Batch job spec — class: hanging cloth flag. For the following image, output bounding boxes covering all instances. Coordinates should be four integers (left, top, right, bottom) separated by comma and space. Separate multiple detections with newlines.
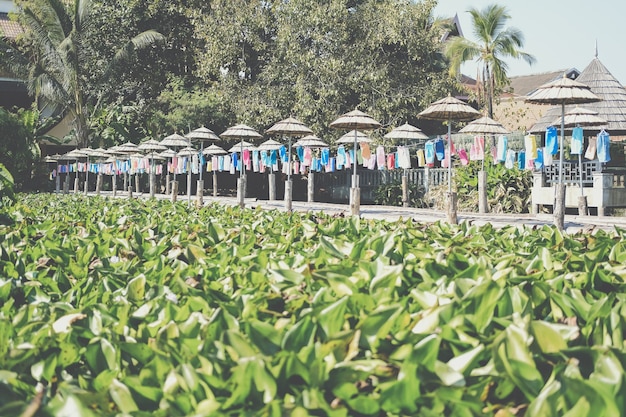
434, 139, 445, 161
497, 135, 508, 162
416, 149, 425, 167
424, 141, 435, 164
535, 148, 544, 169
376, 145, 385, 170
397, 146, 411, 169
545, 126, 558, 155
596, 130, 611, 163
584, 137, 597, 160
360, 142, 371, 160
504, 149, 516, 169
571, 127, 584, 155
474, 136, 485, 160
279, 145, 288, 163
517, 150, 525, 170
320, 148, 330, 166
525, 134, 538, 159
336, 146, 346, 169
458, 149, 469, 165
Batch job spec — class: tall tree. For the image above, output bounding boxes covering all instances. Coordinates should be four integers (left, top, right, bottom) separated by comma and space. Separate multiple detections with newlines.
444, 4, 535, 118
194, 0, 453, 138
0, 0, 164, 147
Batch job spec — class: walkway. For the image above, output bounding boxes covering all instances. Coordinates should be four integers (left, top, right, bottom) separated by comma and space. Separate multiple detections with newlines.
95, 191, 626, 234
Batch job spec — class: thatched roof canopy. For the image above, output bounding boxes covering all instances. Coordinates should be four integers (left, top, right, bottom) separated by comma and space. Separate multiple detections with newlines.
529, 58, 626, 135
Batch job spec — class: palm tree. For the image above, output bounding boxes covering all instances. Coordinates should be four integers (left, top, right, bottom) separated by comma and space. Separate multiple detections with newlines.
1, 0, 164, 148
444, 4, 535, 118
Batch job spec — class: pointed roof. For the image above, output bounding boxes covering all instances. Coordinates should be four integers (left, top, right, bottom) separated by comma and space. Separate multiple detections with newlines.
529, 58, 626, 135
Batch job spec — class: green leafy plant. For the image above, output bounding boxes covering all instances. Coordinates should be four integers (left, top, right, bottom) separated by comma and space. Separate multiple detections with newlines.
1, 194, 625, 416
373, 181, 431, 208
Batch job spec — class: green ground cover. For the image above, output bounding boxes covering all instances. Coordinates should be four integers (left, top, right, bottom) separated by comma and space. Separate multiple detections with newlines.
1, 194, 625, 416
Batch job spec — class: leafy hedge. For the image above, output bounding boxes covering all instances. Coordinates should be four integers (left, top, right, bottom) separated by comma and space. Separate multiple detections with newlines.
1, 194, 625, 416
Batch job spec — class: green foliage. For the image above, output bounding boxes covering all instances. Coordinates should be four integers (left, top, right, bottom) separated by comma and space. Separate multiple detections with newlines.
195, 0, 454, 138
444, 4, 535, 117
430, 159, 533, 213
1, 194, 626, 415
3, 0, 165, 147
0, 164, 15, 210
0, 108, 40, 190
373, 181, 431, 208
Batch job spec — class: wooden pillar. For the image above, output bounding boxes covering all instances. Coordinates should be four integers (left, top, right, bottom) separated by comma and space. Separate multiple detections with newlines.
171, 181, 178, 203
350, 187, 360, 216
307, 171, 314, 203
447, 191, 458, 225
96, 173, 102, 196
285, 179, 293, 211
128, 185, 133, 199
213, 171, 218, 197
554, 183, 566, 231
268, 172, 276, 200
478, 170, 488, 213
401, 174, 409, 208
196, 180, 204, 207
74, 176, 79, 194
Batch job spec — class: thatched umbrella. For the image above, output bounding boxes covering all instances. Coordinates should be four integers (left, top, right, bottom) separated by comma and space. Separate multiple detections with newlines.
160, 133, 190, 196
384, 123, 429, 207
221, 124, 263, 209
553, 107, 607, 213
202, 144, 227, 197
418, 95, 480, 224
337, 130, 373, 144
295, 135, 329, 203
459, 116, 509, 213
138, 139, 167, 197
330, 109, 381, 216
185, 126, 220, 198
176, 146, 199, 206
526, 75, 601, 230
266, 117, 313, 211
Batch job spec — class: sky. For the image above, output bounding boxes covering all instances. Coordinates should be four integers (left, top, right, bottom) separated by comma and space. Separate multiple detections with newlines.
434, 0, 626, 84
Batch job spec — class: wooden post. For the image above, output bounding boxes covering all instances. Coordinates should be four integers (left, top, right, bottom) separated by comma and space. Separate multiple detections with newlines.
96, 173, 102, 196
74, 176, 79, 194
171, 181, 178, 203
128, 185, 133, 199
478, 170, 488, 213
307, 171, 314, 203
285, 179, 293, 211
135, 175, 140, 195
447, 191, 458, 224
213, 170, 218, 197
165, 171, 170, 195
196, 180, 204, 207
237, 176, 246, 208
401, 174, 409, 207
554, 183, 566, 231
268, 172, 276, 200
350, 187, 360, 216
112, 174, 117, 197
55, 174, 61, 194
578, 196, 588, 216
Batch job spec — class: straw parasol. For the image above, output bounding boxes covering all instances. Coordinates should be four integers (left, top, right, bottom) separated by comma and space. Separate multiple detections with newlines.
161, 133, 190, 148
202, 144, 227, 197
557, 107, 607, 204
329, 109, 381, 216
418, 94, 480, 224
384, 123, 429, 207
266, 117, 313, 211
185, 126, 220, 143
221, 124, 263, 208
458, 115, 508, 213
337, 130, 373, 144
257, 138, 283, 151
294, 135, 328, 148
384, 123, 429, 142
176, 146, 200, 206
526, 75, 601, 230
227, 140, 257, 153
138, 139, 167, 197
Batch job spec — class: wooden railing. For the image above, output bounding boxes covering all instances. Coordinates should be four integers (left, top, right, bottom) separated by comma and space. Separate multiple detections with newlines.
315, 168, 449, 203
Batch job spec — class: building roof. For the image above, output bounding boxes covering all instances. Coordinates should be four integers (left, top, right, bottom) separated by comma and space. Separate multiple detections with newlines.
0, 12, 22, 39
528, 58, 626, 135
506, 68, 580, 97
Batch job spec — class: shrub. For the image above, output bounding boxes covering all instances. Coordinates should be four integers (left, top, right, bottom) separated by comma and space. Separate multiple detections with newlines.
373, 181, 431, 208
